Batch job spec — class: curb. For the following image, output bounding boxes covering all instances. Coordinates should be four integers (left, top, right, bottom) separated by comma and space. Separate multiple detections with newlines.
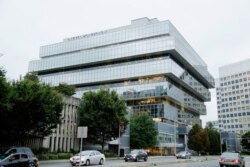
39, 156, 218, 164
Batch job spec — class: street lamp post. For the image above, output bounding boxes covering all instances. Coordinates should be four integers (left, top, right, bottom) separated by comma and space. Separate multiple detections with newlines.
174, 123, 176, 155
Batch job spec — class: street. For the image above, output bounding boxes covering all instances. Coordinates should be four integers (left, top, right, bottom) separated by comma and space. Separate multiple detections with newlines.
39, 156, 250, 167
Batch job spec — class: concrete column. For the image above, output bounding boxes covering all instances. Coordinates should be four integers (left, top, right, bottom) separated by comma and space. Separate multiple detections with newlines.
184, 135, 188, 151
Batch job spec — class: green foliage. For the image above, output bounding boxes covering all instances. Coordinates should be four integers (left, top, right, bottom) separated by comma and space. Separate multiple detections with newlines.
0, 71, 64, 144
37, 152, 73, 160
188, 124, 210, 154
130, 113, 158, 149
241, 131, 250, 151
33, 147, 50, 154
206, 122, 214, 129
104, 150, 117, 157
206, 127, 221, 154
0, 68, 12, 112
78, 88, 128, 153
24, 72, 39, 83
54, 83, 76, 96
0, 68, 13, 143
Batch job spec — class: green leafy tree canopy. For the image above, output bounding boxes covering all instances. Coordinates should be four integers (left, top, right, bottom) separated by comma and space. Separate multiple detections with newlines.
54, 83, 76, 96
0, 68, 12, 111
188, 124, 210, 154
130, 113, 158, 149
0, 72, 64, 144
78, 88, 128, 153
205, 126, 220, 154
241, 131, 250, 151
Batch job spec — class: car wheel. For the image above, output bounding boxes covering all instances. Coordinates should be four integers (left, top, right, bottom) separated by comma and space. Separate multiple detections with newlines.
135, 157, 139, 162
144, 157, 147, 161
85, 159, 90, 166
220, 164, 223, 167
125, 159, 128, 162
99, 158, 104, 165
28, 163, 35, 167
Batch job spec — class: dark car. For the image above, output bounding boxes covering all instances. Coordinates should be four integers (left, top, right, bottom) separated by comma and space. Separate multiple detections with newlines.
176, 151, 191, 159
219, 152, 245, 167
0, 147, 38, 167
0, 153, 39, 167
3, 147, 35, 158
124, 149, 148, 162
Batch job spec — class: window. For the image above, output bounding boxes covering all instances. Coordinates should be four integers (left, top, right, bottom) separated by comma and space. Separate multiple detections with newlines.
21, 154, 28, 159
10, 154, 20, 161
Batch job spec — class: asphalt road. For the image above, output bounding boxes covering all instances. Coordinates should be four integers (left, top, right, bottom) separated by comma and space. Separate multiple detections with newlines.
39, 156, 250, 167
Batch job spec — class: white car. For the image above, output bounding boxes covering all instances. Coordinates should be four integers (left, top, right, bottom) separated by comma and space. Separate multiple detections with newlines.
70, 150, 105, 166
219, 152, 245, 167
176, 151, 191, 159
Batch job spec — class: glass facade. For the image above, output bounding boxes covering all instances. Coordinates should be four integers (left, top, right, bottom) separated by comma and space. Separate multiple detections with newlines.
28, 17, 214, 154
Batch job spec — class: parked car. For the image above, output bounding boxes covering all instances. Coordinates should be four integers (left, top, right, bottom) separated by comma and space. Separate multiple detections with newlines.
219, 152, 245, 167
3, 147, 36, 158
176, 151, 191, 159
0, 152, 39, 167
124, 149, 148, 162
0, 147, 38, 167
69, 150, 105, 166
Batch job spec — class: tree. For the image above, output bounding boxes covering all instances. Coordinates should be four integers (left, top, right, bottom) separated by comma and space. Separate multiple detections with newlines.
188, 124, 210, 154
130, 113, 158, 149
205, 124, 220, 154
0, 68, 13, 145
241, 131, 250, 151
78, 88, 128, 153
0, 68, 12, 111
24, 72, 39, 83
0, 73, 64, 144
54, 83, 76, 96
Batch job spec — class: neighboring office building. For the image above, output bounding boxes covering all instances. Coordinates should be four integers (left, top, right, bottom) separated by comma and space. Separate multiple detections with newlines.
220, 131, 240, 152
216, 59, 250, 135
43, 96, 81, 152
29, 17, 214, 155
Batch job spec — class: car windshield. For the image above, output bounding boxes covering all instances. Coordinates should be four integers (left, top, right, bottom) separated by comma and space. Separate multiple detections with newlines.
221, 152, 238, 158
178, 151, 186, 154
77, 151, 92, 156
131, 150, 140, 154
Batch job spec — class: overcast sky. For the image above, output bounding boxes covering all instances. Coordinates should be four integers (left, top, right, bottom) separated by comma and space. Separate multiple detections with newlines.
0, 0, 250, 127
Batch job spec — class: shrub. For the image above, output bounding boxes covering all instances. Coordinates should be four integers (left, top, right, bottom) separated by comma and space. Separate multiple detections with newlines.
37, 152, 73, 160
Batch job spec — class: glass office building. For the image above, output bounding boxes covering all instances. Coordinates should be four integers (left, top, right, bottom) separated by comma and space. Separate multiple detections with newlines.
29, 17, 214, 154
216, 59, 250, 135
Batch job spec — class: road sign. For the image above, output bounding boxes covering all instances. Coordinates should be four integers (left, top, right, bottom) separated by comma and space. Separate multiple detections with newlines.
77, 126, 88, 138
